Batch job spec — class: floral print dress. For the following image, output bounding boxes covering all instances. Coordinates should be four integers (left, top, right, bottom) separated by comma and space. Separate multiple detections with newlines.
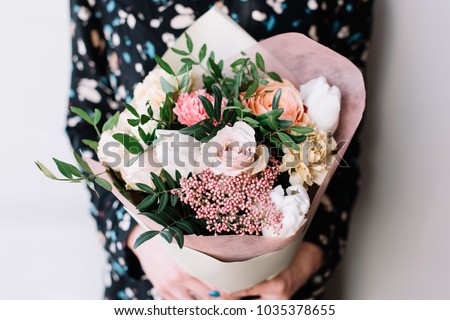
67, 0, 374, 300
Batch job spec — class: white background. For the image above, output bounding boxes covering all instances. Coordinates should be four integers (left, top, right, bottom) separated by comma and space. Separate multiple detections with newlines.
0, 0, 449, 299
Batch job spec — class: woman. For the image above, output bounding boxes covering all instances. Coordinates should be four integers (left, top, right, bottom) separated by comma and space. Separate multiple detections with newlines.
67, 0, 374, 300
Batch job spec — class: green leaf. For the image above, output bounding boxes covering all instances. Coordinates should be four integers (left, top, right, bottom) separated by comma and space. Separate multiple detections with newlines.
290, 126, 315, 134
155, 54, 175, 76
133, 231, 159, 249
73, 151, 93, 174
185, 33, 193, 53
269, 135, 283, 149
250, 63, 259, 80
267, 71, 283, 82
175, 170, 182, 183
170, 47, 189, 56
170, 193, 178, 206
137, 127, 150, 145
93, 109, 102, 126
180, 57, 197, 65
160, 76, 175, 93
278, 120, 293, 129
127, 118, 140, 127
94, 176, 112, 192
136, 183, 155, 194
230, 58, 248, 68
82, 139, 98, 151
124, 103, 140, 118
102, 111, 120, 131
198, 95, 215, 119
157, 193, 169, 214
291, 135, 307, 144
147, 106, 154, 118
198, 44, 207, 62
169, 226, 184, 248
265, 108, 285, 120
179, 74, 189, 91
212, 85, 222, 121
233, 70, 243, 98
277, 132, 300, 151
160, 230, 173, 243
35, 161, 58, 180
272, 88, 282, 110
53, 158, 82, 179
113, 133, 144, 155
161, 170, 176, 189
241, 117, 260, 127
244, 80, 259, 100
70, 107, 93, 125
140, 115, 151, 125
86, 180, 99, 197
255, 52, 266, 72
178, 63, 192, 76
208, 58, 223, 79
176, 220, 196, 234
136, 194, 158, 211
151, 172, 166, 192
142, 212, 170, 227
179, 122, 203, 135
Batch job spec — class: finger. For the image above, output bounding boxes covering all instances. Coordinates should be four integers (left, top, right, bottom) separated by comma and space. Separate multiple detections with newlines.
185, 277, 231, 300
231, 281, 271, 299
184, 277, 215, 300
162, 287, 196, 300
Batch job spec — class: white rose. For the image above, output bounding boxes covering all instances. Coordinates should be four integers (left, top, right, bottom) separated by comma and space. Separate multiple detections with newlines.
97, 129, 127, 172
154, 130, 201, 179
201, 121, 269, 176
262, 184, 310, 238
120, 148, 163, 191
300, 76, 341, 132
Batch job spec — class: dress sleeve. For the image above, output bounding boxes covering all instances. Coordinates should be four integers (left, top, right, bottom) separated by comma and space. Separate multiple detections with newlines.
300, 0, 374, 291
66, 0, 138, 276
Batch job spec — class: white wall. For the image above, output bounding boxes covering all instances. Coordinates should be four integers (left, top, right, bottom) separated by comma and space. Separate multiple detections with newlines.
0, 0, 449, 299
0, 1, 104, 299
327, 0, 450, 299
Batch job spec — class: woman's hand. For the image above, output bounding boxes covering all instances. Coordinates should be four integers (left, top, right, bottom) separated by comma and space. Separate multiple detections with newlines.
231, 242, 324, 300
128, 226, 227, 300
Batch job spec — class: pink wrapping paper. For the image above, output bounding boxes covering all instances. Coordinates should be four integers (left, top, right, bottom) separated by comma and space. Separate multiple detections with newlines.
88, 32, 365, 263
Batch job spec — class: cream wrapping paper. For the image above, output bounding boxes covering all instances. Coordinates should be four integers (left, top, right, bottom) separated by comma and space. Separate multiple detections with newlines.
85, 6, 365, 293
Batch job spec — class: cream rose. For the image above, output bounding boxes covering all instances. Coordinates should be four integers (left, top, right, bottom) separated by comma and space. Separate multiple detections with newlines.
131, 67, 176, 120
97, 129, 128, 172
245, 79, 309, 126
201, 121, 269, 176
300, 76, 341, 132
154, 130, 201, 179
120, 148, 163, 191
262, 184, 310, 238
280, 128, 336, 186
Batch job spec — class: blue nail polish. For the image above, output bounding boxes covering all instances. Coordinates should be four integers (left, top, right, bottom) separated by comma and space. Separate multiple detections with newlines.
208, 290, 221, 297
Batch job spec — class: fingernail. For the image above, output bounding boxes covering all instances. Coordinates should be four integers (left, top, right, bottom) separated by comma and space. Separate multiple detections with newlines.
208, 290, 221, 298
239, 295, 261, 300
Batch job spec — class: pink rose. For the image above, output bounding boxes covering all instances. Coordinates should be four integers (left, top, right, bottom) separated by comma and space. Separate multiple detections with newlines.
200, 121, 269, 176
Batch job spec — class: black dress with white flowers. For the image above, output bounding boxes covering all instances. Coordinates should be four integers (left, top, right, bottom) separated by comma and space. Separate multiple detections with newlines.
67, 0, 374, 300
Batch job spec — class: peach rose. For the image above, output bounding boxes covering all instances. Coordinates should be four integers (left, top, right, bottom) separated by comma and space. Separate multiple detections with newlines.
245, 79, 309, 126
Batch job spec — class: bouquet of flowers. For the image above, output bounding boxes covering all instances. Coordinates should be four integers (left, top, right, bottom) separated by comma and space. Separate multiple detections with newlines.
36, 7, 365, 292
